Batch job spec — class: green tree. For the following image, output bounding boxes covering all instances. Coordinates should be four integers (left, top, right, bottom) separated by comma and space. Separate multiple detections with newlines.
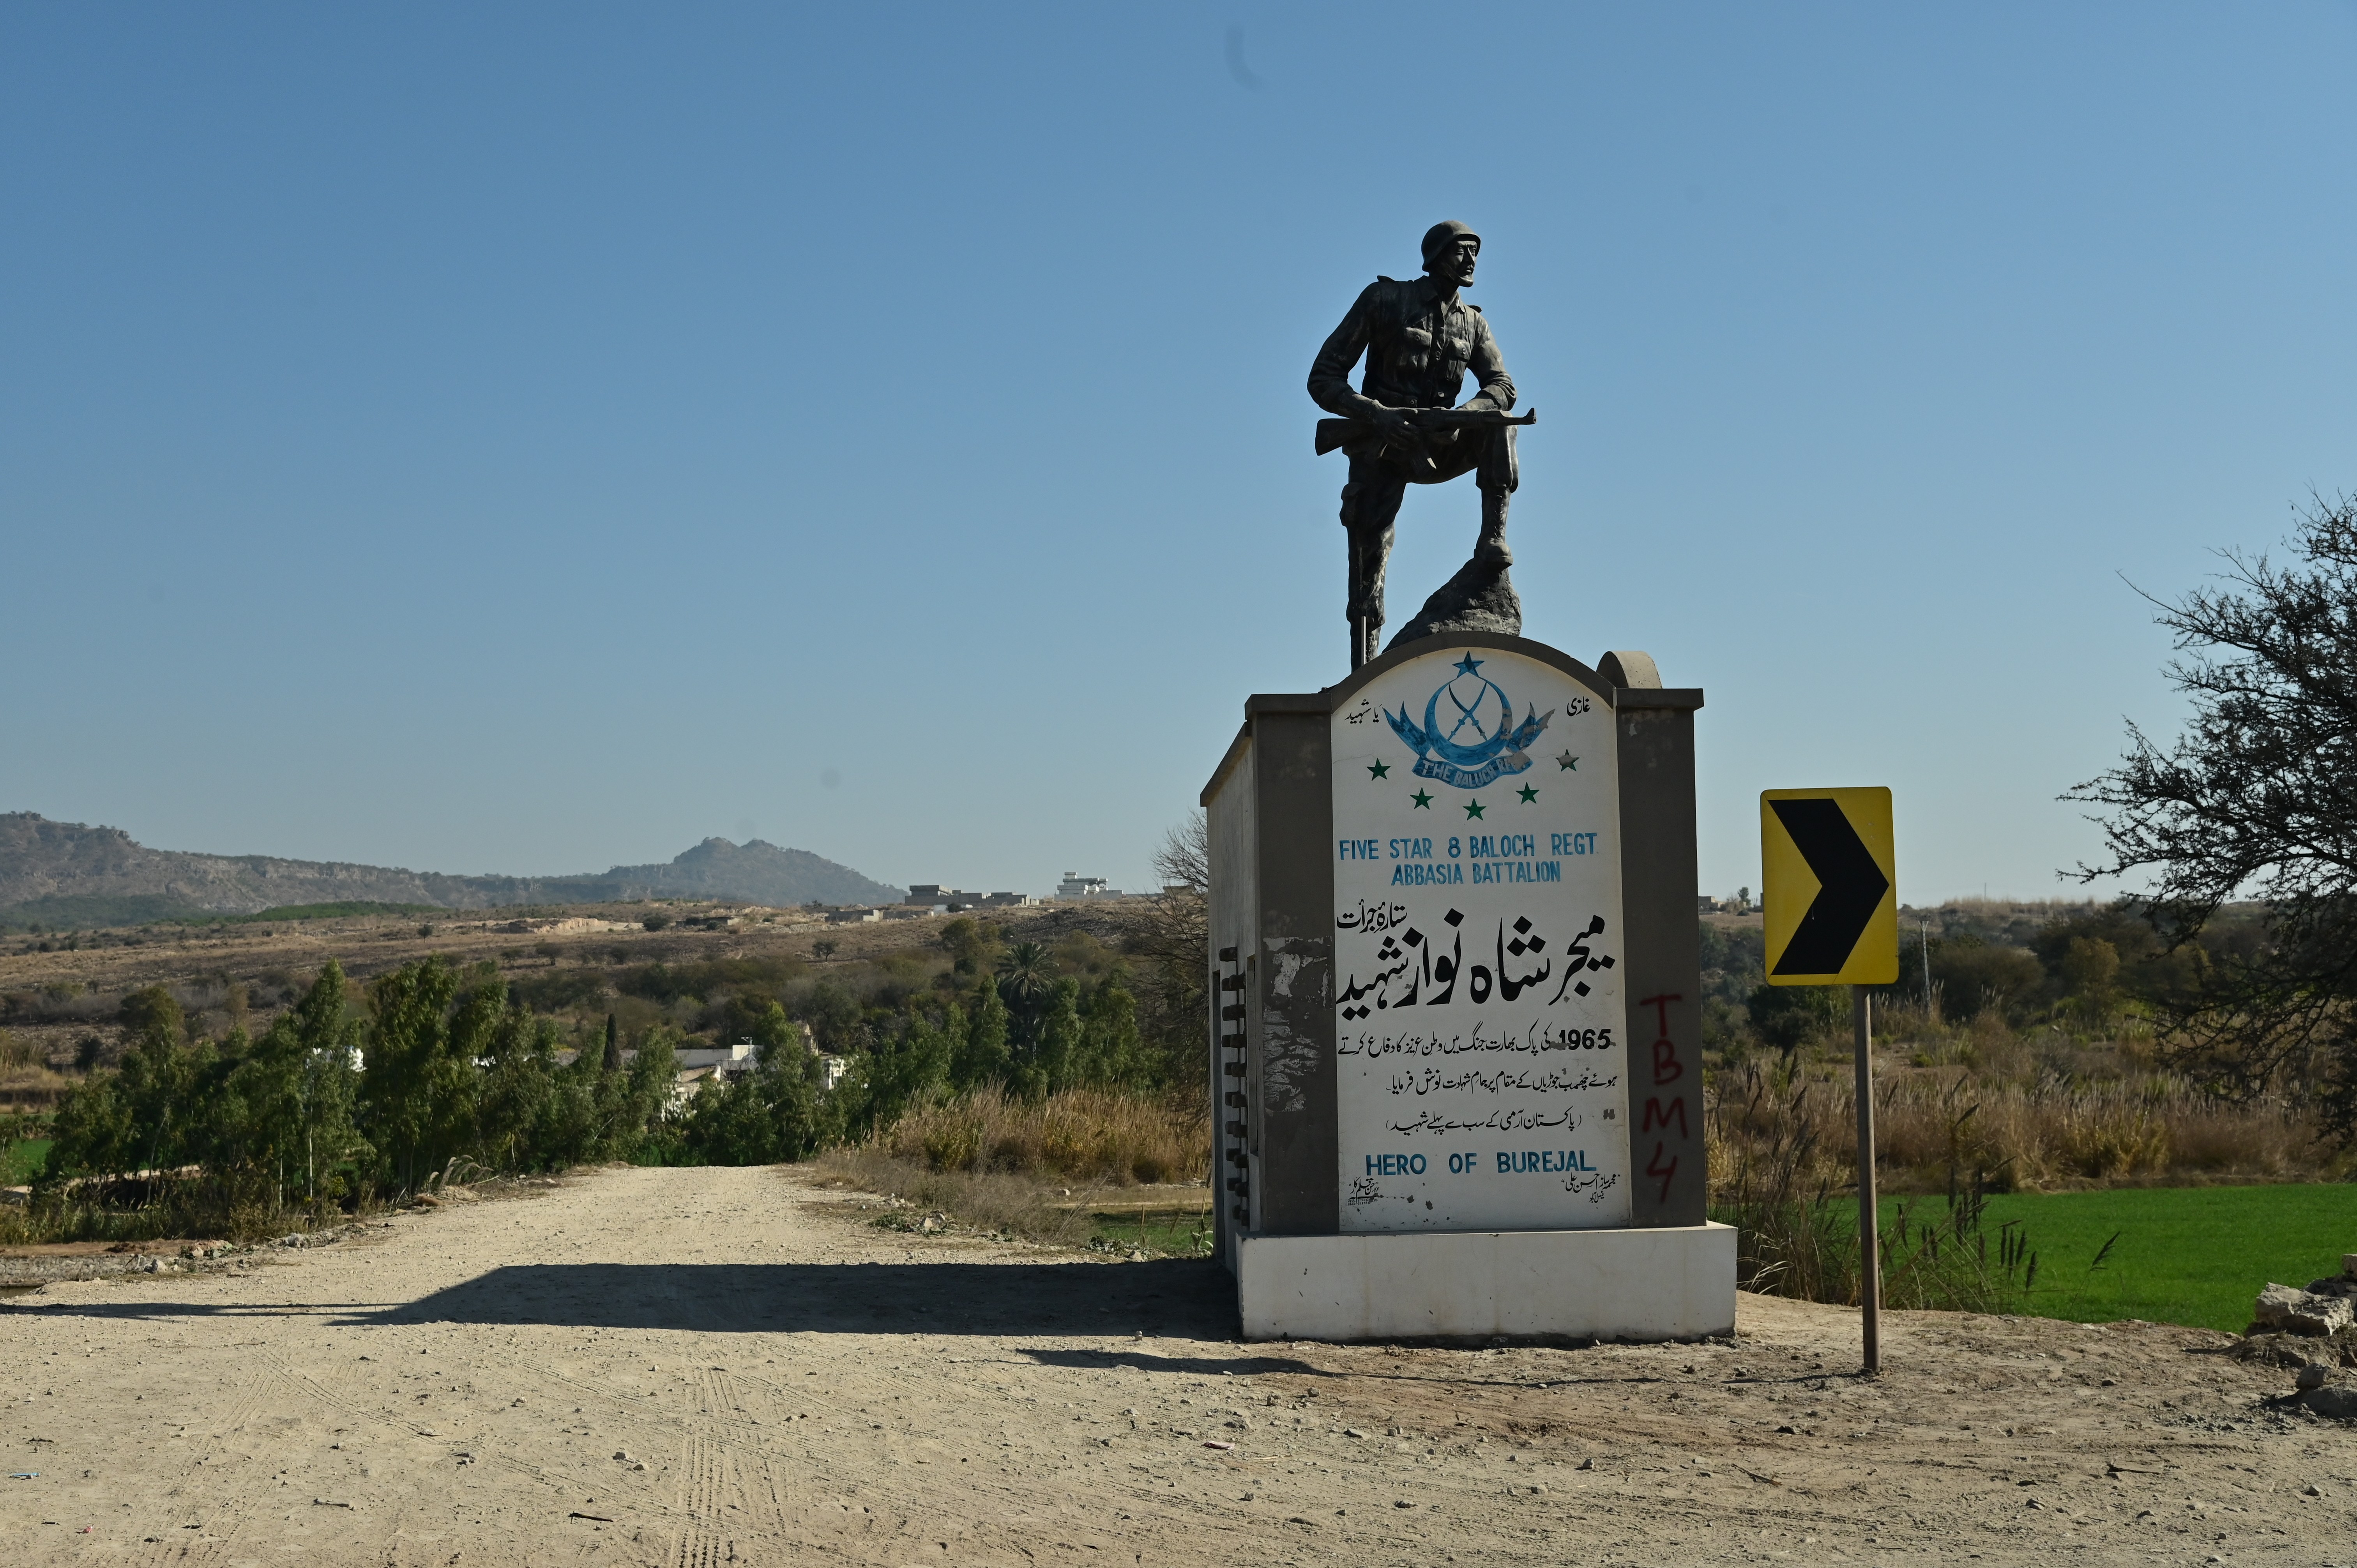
116, 999, 208, 1177
1128, 812, 1209, 1079
1079, 979, 1146, 1088
676, 1074, 779, 1163
799, 978, 867, 1053
213, 1021, 303, 1204
474, 997, 560, 1172
995, 940, 1058, 1077
288, 960, 367, 1203
1746, 983, 1842, 1056
954, 980, 1011, 1090
618, 1028, 679, 1160
48, 986, 194, 1186
1930, 940, 2046, 1022
118, 984, 186, 1050
2069, 495, 2357, 1121
938, 917, 1002, 977
44, 1068, 132, 1182
360, 957, 476, 1193
671, 1037, 814, 1168
746, 1000, 804, 1060
1025, 977, 1084, 1097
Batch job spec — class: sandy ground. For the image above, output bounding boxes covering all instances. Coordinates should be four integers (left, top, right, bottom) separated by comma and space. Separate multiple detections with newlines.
2, 1166, 2351, 1568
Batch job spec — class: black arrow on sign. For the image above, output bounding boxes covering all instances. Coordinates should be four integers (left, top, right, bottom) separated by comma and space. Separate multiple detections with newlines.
1769, 798, 1889, 976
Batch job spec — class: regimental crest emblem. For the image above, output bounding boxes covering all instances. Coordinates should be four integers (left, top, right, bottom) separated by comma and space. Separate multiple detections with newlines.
1384, 654, 1552, 790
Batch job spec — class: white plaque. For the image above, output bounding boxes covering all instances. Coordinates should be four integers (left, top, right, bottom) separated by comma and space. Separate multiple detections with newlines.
1329, 646, 1630, 1231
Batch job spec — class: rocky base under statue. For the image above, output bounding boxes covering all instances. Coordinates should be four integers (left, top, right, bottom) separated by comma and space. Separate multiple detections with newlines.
1385, 552, 1521, 652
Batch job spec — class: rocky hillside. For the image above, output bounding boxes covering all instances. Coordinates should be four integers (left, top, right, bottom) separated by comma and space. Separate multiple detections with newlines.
0, 812, 899, 922
551, 837, 902, 908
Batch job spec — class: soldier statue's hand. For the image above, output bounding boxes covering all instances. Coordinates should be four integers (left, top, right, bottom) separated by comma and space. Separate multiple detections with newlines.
1368, 404, 1413, 436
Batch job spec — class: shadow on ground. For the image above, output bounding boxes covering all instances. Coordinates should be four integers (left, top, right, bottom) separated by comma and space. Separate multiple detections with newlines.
8, 1259, 1242, 1338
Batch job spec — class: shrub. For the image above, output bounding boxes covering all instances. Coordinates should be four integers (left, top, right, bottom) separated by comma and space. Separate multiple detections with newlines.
865, 1086, 1207, 1187
1932, 941, 2047, 1021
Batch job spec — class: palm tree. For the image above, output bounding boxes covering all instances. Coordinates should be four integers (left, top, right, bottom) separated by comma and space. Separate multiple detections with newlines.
995, 941, 1057, 1014
994, 941, 1060, 1095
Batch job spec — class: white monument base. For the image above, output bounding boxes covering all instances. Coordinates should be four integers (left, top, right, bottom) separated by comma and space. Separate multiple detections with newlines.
1237, 1222, 1738, 1343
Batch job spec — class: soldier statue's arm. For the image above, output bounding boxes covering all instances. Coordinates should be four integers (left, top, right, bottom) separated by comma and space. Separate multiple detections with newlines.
1310, 295, 1532, 458
1454, 308, 1516, 416
1306, 281, 1403, 427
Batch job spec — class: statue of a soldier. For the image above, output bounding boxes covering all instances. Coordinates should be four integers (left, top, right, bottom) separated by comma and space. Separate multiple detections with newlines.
1309, 220, 1532, 669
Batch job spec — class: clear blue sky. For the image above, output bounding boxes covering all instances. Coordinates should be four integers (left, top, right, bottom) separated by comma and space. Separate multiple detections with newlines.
5, 4, 2355, 904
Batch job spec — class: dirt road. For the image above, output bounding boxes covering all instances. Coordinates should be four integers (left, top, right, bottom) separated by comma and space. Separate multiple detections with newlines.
3, 1166, 2350, 1566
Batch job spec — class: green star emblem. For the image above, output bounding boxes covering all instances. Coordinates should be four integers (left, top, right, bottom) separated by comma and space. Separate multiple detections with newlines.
1556, 750, 1578, 771
1410, 789, 1433, 809
1517, 784, 1539, 803
1463, 798, 1486, 820
1367, 758, 1390, 780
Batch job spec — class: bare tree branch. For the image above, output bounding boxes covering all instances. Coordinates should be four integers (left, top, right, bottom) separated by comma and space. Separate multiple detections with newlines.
2066, 494, 2357, 1129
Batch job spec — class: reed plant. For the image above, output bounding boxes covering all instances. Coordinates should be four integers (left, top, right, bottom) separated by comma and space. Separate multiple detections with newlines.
818, 1083, 1210, 1247
815, 1146, 1101, 1246
1714, 1049, 2332, 1196
1711, 1060, 2051, 1312
862, 1084, 1208, 1187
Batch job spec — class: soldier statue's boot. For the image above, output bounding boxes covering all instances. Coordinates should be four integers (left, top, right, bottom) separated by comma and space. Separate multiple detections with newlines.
1474, 484, 1512, 570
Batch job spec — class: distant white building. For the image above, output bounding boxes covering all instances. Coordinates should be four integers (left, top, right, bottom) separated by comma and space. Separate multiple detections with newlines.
1058, 872, 1117, 899
670, 1039, 757, 1109
673, 1039, 751, 1072
906, 885, 1035, 911
668, 1024, 829, 1109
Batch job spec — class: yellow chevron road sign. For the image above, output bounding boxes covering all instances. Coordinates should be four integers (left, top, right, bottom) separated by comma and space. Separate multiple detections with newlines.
1761, 787, 1897, 986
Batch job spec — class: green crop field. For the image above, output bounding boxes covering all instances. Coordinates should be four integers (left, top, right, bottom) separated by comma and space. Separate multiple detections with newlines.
4, 1138, 49, 1185
1090, 1204, 1214, 1257
1882, 1183, 2357, 1332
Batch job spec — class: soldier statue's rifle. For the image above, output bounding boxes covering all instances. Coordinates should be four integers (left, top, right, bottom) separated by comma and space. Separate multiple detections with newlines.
1314, 404, 1536, 459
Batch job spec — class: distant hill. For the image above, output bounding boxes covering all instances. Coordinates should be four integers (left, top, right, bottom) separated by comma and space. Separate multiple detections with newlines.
0, 812, 901, 924
544, 837, 902, 908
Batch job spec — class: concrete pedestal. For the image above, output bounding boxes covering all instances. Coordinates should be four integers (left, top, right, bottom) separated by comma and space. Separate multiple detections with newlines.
1237, 1222, 1737, 1344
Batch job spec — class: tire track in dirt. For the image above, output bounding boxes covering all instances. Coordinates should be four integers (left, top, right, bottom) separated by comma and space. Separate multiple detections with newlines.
129, 1365, 275, 1568
19, 1165, 2331, 1568
247, 1323, 699, 1557
669, 1431, 730, 1568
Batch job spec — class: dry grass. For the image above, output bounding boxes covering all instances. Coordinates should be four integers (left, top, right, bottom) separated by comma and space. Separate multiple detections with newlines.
813, 1147, 1103, 1247
861, 1086, 1209, 1187
1702, 1046, 2342, 1312
1709, 1063, 2044, 1312
815, 1085, 1212, 1248
1711, 1058, 2336, 1197
0, 1027, 72, 1112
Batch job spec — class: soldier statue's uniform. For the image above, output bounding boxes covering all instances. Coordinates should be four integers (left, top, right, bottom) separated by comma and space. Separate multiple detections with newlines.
1308, 220, 1519, 668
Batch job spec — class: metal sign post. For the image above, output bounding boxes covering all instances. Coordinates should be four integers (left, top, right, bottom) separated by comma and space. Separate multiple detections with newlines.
1852, 986, 1880, 1374
1762, 787, 1898, 1378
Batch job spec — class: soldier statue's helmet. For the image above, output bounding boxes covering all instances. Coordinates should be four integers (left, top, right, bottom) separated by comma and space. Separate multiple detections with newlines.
1421, 220, 1481, 268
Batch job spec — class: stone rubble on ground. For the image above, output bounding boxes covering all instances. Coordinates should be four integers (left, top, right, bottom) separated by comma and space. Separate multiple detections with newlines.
2251, 1251, 2357, 1337
2253, 1280, 2354, 1336
2247, 1248, 2357, 1419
